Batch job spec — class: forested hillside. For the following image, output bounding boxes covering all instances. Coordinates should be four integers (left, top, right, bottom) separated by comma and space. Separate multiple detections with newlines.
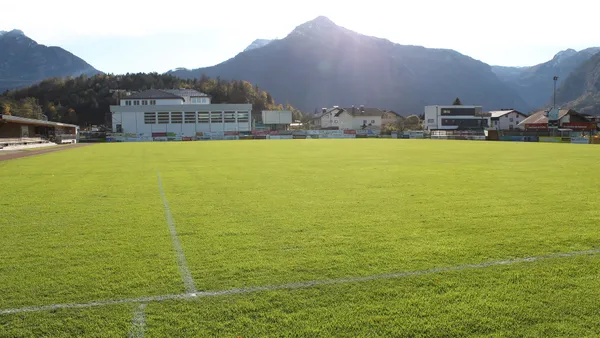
556, 52, 600, 114
1, 73, 289, 125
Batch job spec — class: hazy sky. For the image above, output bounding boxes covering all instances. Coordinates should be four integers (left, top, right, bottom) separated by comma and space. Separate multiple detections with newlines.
3, 0, 599, 74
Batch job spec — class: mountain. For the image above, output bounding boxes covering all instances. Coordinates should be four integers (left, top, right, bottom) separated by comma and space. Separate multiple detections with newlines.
0, 29, 100, 93
492, 48, 600, 109
168, 16, 529, 114
243, 39, 274, 52
555, 52, 600, 114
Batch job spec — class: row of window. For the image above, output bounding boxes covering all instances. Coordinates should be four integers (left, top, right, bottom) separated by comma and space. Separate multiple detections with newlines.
124, 100, 157, 106
144, 112, 249, 124
190, 97, 209, 104
441, 119, 489, 128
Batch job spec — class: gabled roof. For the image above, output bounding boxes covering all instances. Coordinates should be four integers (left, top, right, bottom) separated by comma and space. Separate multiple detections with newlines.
341, 107, 383, 116
489, 110, 527, 119
518, 109, 574, 126
125, 89, 184, 100
320, 107, 383, 118
382, 110, 402, 117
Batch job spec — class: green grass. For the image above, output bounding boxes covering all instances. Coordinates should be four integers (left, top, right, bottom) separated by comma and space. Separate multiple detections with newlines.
1, 140, 600, 336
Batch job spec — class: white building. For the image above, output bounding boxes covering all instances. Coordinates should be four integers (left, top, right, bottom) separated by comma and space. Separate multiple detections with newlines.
424, 105, 489, 130
489, 110, 527, 130
319, 106, 383, 130
109, 89, 252, 141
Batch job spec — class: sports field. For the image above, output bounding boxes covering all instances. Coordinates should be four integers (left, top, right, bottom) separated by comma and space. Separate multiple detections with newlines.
1, 139, 600, 337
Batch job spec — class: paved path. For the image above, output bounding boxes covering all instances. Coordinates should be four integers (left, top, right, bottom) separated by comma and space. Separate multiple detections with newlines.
0, 144, 90, 161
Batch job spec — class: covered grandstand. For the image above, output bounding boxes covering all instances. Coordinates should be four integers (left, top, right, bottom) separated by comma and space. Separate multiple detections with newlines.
0, 114, 79, 147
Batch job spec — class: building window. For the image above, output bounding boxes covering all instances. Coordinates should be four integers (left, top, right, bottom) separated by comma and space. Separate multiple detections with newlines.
142, 100, 148, 105
115, 124, 122, 133
125, 100, 131, 106
224, 111, 235, 123
211, 112, 223, 123
509, 118, 514, 122
371, 120, 375, 124
157, 112, 169, 124
191, 97, 207, 104
171, 112, 183, 124
184, 112, 196, 124
144, 112, 156, 124
133, 100, 140, 106
237, 112, 249, 123
150, 100, 156, 105
363, 120, 367, 125
428, 119, 435, 123
198, 112, 210, 123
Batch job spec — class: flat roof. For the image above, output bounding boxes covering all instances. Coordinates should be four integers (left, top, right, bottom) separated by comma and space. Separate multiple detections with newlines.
0, 114, 79, 128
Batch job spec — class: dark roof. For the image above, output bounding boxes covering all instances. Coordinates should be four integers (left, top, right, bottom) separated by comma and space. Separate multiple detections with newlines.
319, 107, 384, 118
125, 89, 184, 100
162, 89, 210, 98
341, 107, 383, 116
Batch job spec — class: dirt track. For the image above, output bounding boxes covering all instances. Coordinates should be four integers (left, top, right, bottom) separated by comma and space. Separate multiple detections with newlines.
0, 144, 90, 162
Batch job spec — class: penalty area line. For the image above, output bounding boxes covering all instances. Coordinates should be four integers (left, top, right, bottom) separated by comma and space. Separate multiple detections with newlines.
1, 248, 599, 316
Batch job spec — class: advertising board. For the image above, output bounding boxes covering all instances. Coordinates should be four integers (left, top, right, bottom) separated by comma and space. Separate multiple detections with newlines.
562, 122, 596, 131
571, 137, 590, 144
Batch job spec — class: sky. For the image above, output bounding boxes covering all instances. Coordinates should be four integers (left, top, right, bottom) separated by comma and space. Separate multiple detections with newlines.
3, 0, 600, 74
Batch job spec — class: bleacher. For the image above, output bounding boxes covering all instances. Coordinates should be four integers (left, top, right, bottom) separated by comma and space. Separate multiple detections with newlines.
0, 137, 50, 149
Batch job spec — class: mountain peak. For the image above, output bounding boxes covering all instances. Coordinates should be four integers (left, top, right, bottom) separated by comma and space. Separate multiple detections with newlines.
311, 16, 335, 25
552, 48, 577, 62
243, 39, 274, 52
3, 29, 25, 37
292, 16, 338, 35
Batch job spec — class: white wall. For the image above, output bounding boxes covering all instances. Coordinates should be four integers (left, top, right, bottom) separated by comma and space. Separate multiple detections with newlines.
493, 112, 525, 130
112, 111, 251, 137
424, 106, 438, 130
352, 115, 382, 130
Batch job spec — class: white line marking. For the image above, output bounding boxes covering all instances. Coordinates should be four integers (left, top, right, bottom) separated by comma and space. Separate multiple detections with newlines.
156, 170, 197, 294
1, 248, 598, 315
128, 303, 147, 338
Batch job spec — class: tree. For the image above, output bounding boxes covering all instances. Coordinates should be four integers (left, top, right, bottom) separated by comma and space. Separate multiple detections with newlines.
1, 102, 11, 115
404, 115, 422, 130
452, 97, 462, 105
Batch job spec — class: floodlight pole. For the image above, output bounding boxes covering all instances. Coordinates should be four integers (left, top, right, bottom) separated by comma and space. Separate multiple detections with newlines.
552, 76, 559, 137
553, 76, 558, 109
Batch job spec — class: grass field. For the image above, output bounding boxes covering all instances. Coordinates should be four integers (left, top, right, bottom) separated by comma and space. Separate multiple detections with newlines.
1, 139, 600, 337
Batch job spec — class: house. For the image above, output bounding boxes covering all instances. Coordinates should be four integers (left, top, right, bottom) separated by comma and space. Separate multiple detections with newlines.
109, 89, 252, 141
424, 105, 489, 130
319, 106, 384, 130
518, 109, 596, 131
489, 109, 528, 130
381, 110, 403, 126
